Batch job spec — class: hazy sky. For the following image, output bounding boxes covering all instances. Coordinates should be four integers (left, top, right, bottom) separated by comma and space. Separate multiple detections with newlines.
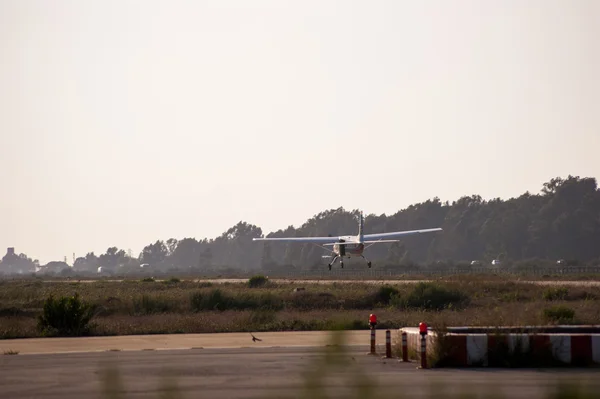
1, 0, 599, 264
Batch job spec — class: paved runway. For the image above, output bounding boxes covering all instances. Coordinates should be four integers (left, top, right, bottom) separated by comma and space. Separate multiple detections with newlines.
1, 346, 598, 399
0, 330, 389, 355
40, 278, 600, 286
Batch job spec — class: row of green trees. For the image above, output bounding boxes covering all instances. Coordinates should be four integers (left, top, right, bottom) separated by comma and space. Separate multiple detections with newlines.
261, 175, 599, 269
67, 221, 261, 273
2, 175, 599, 275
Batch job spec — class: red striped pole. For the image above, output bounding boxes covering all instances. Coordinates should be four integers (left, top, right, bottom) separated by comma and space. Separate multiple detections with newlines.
402, 332, 408, 362
420, 335, 427, 368
385, 330, 391, 358
370, 328, 376, 354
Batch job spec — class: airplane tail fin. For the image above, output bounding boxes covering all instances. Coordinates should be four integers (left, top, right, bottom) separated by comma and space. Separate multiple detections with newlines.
358, 211, 364, 241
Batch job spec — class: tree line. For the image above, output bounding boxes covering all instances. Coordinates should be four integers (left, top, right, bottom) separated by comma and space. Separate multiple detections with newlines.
2, 175, 599, 275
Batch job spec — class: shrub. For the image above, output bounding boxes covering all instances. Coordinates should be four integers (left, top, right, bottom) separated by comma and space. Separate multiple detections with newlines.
543, 306, 575, 323
569, 291, 598, 301
140, 277, 155, 283
37, 294, 96, 337
320, 318, 369, 331
190, 289, 283, 312
190, 289, 230, 311
248, 275, 268, 288
285, 291, 338, 310
241, 292, 283, 311
499, 292, 527, 302
248, 310, 277, 326
392, 282, 468, 311
132, 295, 173, 315
374, 285, 399, 305
543, 287, 568, 301
427, 324, 454, 367
165, 277, 180, 284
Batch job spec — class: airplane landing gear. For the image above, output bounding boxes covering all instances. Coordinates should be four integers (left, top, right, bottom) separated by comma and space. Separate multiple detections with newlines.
367, 261, 372, 268
361, 255, 372, 269
328, 255, 339, 270
327, 255, 347, 270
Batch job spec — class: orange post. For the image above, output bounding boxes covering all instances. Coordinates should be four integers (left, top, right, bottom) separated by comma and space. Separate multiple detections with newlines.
385, 330, 391, 358
401, 332, 408, 362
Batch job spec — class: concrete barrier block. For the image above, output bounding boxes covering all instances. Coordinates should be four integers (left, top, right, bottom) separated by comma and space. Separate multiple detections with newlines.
399, 326, 600, 367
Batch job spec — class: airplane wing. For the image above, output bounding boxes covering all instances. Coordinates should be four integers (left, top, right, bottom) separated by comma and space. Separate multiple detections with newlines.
252, 236, 339, 244
362, 228, 442, 241
362, 240, 404, 244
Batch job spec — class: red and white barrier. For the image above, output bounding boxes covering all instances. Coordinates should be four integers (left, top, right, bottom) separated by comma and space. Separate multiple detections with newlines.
400, 328, 600, 367
419, 335, 427, 368
385, 330, 392, 358
401, 332, 408, 362
452, 334, 600, 366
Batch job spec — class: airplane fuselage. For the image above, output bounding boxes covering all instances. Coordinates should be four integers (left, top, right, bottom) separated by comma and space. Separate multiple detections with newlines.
332, 236, 365, 258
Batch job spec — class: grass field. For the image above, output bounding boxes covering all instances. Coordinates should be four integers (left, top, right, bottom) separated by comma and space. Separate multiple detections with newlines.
1, 275, 600, 339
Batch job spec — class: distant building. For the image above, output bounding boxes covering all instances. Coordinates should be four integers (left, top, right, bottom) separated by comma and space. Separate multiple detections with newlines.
1, 247, 19, 274
37, 261, 70, 274
2, 247, 17, 266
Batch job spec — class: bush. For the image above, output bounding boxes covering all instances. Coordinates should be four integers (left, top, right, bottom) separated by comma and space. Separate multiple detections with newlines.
132, 295, 173, 315
570, 291, 598, 301
248, 275, 268, 288
286, 291, 338, 310
248, 310, 277, 326
37, 294, 96, 337
232, 292, 282, 311
140, 277, 155, 283
543, 306, 575, 323
165, 277, 180, 284
499, 292, 527, 302
191, 289, 230, 311
190, 289, 283, 312
543, 287, 568, 301
324, 318, 369, 331
374, 285, 399, 305
392, 282, 468, 311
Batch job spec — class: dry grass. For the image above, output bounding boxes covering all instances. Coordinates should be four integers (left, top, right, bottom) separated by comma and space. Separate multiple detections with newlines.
1, 277, 600, 339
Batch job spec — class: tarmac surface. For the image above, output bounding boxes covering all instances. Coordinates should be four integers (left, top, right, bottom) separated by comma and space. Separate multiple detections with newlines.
40, 278, 600, 286
2, 346, 599, 399
1, 331, 599, 399
0, 330, 388, 355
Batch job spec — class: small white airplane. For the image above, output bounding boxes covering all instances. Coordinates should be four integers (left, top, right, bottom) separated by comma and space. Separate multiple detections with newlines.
253, 212, 442, 270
